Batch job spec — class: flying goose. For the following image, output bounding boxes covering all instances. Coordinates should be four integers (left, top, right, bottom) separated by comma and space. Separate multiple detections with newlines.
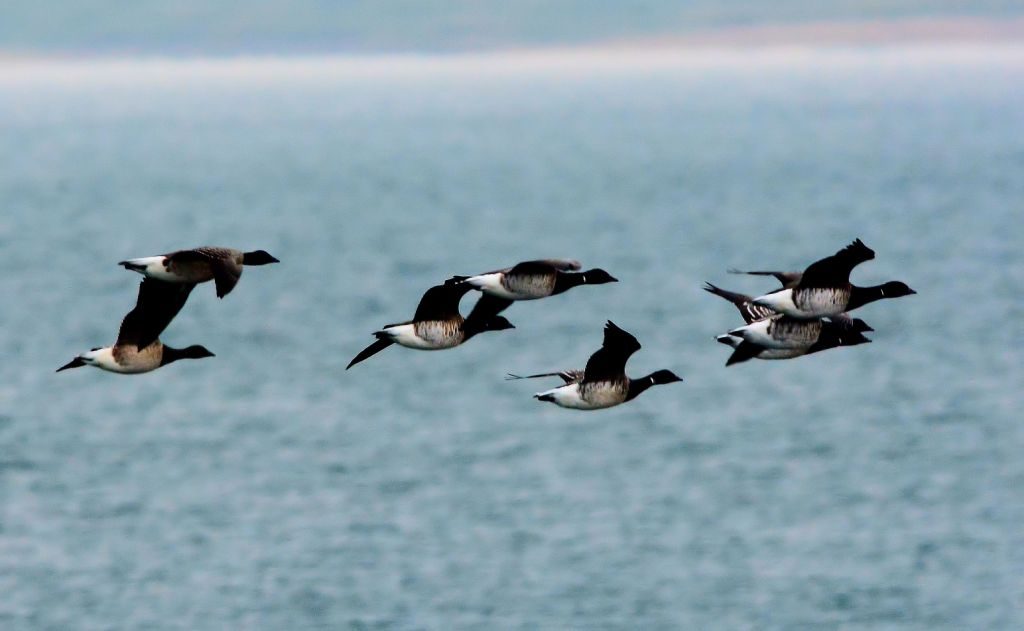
517, 321, 682, 410
57, 279, 214, 374
727, 313, 873, 350
750, 239, 915, 318
446, 259, 617, 314
346, 283, 515, 369
716, 322, 872, 366
120, 246, 279, 298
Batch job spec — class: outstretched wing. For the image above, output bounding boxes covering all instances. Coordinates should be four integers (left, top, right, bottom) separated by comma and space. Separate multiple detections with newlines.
582, 321, 641, 383
506, 369, 583, 383
169, 247, 242, 297
727, 268, 803, 289
703, 282, 776, 324
725, 341, 762, 366
346, 335, 394, 369
116, 278, 196, 349
798, 239, 875, 288
513, 259, 581, 272
412, 283, 473, 322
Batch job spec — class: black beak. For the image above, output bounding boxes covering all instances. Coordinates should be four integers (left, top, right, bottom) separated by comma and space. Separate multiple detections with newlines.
56, 357, 85, 372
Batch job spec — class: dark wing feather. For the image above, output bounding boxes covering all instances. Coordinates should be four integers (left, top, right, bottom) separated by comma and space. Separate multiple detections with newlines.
116, 279, 196, 349
516, 258, 581, 272
798, 239, 875, 288
582, 321, 641, 383
466, 259, 581, 277
703, 282, 775, 324
725, 341, 762, 366
211, 260, 242, 298
505, 260, 574, 276
168, 247, 242, 298
727, 268, 803, 289
412, 283, 473, 322
167, 247, 234, 263
465, 293, 513, 322
505, 369, 582, 383
346, 336, 394, 369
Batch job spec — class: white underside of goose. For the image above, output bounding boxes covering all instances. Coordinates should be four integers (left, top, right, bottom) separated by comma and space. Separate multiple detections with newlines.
750, 288, 800, 315
716, 336, 808, 360
752, 288, 848, 318
535, 383, 621, 410
728, 319, 812, 350
464, 273, 526, 300
380, 323, 459, 350
121, 256, 183, 283
79, 347, 136, 373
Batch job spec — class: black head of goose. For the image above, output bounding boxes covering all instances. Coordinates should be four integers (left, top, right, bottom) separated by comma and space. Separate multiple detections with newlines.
346, 284, 514, 369
57, 278, 214, 374
119, 246, 280, 298
845, 281, 917, 311
523, 321, 682, 410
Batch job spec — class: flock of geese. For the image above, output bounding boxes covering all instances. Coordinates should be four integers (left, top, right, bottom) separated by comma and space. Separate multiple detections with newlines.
58, 239, 915, 411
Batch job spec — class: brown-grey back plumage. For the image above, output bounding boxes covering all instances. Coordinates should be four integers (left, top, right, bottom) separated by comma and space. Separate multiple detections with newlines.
167, 247, 244, 298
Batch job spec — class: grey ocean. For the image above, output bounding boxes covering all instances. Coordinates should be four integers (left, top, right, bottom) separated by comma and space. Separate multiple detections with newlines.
2, 49, 1022, 629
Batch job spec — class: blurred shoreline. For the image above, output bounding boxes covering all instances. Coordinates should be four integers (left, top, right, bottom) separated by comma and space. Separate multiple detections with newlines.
1, 16, 1022, 83
609, 15, 1024, 49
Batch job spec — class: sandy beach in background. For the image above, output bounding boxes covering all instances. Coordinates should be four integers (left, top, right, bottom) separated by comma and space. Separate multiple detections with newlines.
613, 15, 1024, 48
0, 15, 1022, 84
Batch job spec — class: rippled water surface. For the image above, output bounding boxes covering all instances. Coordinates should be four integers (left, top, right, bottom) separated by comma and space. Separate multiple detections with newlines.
2, 51, 1023, 629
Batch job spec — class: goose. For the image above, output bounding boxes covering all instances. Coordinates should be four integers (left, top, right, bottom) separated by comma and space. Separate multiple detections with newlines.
57, 279, 214, 374
517, 321, 682, 410
716, 323, 872, 366
446, 259, 617, 313
727, 313, 873, 350
346, 283, 514, 369
750, 239, 915, 318
120, 246, 279, 298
